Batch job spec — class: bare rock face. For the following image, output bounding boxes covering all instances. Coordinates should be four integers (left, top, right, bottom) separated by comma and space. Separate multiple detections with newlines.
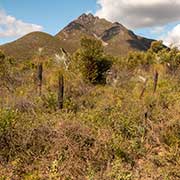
77, 13, 98, 25
101, 26, 125, 41
64, 22, 86, 32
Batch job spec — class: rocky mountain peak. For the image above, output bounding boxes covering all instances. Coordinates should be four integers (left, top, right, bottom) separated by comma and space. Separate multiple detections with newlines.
76, 13, 99, 26
78, 13, 97, 20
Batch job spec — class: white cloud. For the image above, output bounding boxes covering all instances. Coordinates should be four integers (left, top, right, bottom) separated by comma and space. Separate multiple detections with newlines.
162, 24, 180, 48
0, 10, 43, 38
95, 0, 180, 28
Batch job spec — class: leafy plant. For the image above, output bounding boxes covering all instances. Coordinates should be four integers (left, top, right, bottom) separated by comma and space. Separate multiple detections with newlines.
0, 108, 18, 135
74, 37, 112, 84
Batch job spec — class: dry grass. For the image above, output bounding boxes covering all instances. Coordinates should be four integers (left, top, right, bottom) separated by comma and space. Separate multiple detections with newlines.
0, 47, 180, 179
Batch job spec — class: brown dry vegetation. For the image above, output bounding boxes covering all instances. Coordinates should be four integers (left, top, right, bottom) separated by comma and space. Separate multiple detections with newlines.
0, 40, 180, 180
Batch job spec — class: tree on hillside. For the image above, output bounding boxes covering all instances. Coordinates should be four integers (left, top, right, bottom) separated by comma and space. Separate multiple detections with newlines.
74, 36, 112, 84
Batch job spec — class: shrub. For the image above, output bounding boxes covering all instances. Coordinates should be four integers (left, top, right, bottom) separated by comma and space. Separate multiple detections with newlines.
150, 40, 165, 53
74, 37, 112, 84
41, 91, 57, 111
0, 108, 18, 135
0, 108, 19, 162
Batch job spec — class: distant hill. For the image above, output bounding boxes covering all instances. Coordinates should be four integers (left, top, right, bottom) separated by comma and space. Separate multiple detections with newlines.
0, 32, 63, 60
0, 13, 155, 60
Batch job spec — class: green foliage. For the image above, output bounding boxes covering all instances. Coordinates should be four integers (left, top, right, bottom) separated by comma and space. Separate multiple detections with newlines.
0, 51, 18, 91
150, 40, 165, 53
0, 51, 5, 61
74, 37, 112, 84
23, 171, 41, 180
159, 47, 180, 73
80, 36, 104, 59
118, 50, 155, 72
41, 91, 57, 111
0, 108, 18, 135
120, 41, 180, 75
162, 119, 180, 147
0, 51, 7, 79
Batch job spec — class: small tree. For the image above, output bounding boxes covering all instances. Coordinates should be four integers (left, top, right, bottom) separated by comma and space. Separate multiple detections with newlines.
74, 37, 112, 84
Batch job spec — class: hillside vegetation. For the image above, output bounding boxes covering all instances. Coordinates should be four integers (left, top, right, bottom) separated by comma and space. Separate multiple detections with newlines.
0, 32, 63, 61
0, 38, 180, 180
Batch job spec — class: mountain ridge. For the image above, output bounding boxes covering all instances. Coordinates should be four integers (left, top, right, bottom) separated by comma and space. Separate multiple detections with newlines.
0, 13, 155, 60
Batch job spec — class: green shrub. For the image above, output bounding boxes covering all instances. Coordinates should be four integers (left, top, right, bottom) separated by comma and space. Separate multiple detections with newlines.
41, 92, 57, 111
0, 108, 18, 135
150, 40, 165, 53
74, 37, 112, 84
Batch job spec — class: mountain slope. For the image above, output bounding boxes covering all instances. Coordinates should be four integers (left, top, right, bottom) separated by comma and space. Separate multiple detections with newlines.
0, 13, 155, 60
55, 13, 155, 56
0, 31, 63, 60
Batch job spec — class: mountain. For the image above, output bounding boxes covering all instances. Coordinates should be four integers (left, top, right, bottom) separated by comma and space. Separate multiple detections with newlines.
0, 32, 63, 60
0, 13, 155, 60
55, 13, 154, 56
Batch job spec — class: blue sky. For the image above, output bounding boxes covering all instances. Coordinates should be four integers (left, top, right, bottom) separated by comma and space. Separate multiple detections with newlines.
0, 0, 180, 47
0, 0, 97, 44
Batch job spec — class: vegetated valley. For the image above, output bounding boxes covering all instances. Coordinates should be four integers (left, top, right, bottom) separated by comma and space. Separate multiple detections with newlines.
0, 14, 180, 180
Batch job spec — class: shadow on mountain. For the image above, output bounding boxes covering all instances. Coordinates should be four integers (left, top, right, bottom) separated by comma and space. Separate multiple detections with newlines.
127, 39, 151, 51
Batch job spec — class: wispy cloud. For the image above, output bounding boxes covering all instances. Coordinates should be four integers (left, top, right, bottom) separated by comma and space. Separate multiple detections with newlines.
150, 26, 165, 35
0, 10, 43, 38
95, 0, 180, 28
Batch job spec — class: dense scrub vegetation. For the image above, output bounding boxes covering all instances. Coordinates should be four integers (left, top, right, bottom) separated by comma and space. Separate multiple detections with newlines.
0, 39, 180, 180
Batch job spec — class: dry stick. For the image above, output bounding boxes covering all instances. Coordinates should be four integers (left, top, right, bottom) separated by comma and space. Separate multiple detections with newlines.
37, 63, 43, 96
139, 78, 148, 99
58, 73, 64, 109
153, 70, 159, 94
